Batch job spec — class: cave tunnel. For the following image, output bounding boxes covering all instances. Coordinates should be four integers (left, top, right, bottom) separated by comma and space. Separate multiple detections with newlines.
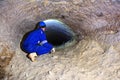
44, 19, 76, 48
0, 0, 120, 80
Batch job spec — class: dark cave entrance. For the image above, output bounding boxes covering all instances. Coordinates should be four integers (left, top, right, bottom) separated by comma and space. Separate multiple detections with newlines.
44, 19, 76, 48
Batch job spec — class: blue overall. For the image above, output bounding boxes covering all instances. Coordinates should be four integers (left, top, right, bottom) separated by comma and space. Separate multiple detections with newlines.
21, 28, 53, 55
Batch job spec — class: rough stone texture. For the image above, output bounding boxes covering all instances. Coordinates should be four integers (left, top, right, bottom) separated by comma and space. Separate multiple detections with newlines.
6, 38, 120, 80
0, 0, 120, 47
0, 0, 120, 80
0, 42, 14, 80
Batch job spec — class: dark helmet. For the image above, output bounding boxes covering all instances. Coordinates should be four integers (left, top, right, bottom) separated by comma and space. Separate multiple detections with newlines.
38, 21, 46, 28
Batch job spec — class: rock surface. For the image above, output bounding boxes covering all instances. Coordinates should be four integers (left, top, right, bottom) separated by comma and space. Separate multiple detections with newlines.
0, 0, 120, 80
6, 37, 120, 80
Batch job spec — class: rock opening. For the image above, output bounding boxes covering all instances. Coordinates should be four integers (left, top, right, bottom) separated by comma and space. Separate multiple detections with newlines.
44, 19, 76, 48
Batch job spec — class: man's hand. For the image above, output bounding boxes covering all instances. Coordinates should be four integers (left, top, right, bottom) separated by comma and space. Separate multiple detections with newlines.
51, 48, 55, 53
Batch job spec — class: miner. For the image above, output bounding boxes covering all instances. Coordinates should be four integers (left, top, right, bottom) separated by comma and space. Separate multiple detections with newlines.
21, 21, 55, 62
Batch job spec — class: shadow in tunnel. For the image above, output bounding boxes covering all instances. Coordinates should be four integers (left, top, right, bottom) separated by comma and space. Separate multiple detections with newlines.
44, 19, 76, 48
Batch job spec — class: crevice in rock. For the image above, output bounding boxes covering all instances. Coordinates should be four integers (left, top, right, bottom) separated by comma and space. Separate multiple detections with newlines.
44, 19, 77, 49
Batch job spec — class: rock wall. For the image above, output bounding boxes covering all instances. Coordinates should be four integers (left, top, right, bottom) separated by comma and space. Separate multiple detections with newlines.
0, 0, 120, 80
0, 0, 120, 47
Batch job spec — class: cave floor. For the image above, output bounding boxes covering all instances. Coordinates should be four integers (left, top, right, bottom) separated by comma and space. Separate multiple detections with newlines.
6, 37, 120, 80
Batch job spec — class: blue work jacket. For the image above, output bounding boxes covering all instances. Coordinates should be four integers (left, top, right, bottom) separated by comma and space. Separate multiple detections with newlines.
21, 28, 53, 55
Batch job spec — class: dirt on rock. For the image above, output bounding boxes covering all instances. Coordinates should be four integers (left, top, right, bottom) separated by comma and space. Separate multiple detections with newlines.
0, 0, 120, 80
5, 37, 120, 80
0, 43, 14, 80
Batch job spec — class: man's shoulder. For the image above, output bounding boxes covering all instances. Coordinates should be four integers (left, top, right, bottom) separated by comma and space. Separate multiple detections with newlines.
31, 29, 44, 34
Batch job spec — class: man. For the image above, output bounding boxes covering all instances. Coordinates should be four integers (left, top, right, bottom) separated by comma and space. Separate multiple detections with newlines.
21, 21, 55, 62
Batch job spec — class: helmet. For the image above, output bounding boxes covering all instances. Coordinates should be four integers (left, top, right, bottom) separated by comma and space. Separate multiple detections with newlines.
38, 21, 46, 28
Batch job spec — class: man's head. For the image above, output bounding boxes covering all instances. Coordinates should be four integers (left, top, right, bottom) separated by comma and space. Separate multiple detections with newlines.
38, 21, 46, 31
